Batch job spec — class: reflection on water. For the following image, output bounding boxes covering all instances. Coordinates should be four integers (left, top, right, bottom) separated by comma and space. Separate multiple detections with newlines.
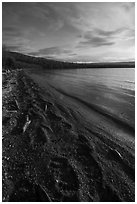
45, 68, 135, 91
30, 68, 135, 129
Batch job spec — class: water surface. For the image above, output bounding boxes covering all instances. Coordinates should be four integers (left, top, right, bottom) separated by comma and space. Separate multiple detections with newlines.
29, 68, 135, 132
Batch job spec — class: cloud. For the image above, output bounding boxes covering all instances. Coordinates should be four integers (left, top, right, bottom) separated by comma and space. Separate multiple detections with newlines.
2, 2, 135, 62
78, 29, 116, 48
121, 2, 135, 12
79, 37, 114, 47
3, 26, 23, 38
77, 26, 135, 48
4, 45, 21, 51
94, 27, 126, 37
29, 46, 72, 57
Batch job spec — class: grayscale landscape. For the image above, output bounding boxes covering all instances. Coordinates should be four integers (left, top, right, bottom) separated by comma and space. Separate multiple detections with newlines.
2, 2, 135, 202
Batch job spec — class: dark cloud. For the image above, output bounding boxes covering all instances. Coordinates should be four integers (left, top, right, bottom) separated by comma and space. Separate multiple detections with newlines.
94, 28, 126, 37
3, 26, 22, 37
77, 27, 132, 48
68, 53, 77, 56
3, 45, 20, 51
79, 38, 114, 47
78, 30, 115, 48
3, 26, 17, 33
3, 43, 31, 53
121, 2, 135, 12
29, 46, 72, 56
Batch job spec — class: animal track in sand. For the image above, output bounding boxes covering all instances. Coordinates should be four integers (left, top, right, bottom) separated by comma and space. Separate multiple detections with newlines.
76, 134, 104, 200
35, 126, 50, 145
3, 116, 11, 126
9, 179, 51, 202
48, 157, 79, 198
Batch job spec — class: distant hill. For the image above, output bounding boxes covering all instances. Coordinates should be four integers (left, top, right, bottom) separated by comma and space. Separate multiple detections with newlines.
2, 50, 135, 70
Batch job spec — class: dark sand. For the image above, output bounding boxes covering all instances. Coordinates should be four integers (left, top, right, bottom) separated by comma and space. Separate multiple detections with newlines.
2, 70, 135, 202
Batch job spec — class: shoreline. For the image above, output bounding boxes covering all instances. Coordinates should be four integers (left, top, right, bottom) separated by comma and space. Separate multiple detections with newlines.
2, 70, 135, 202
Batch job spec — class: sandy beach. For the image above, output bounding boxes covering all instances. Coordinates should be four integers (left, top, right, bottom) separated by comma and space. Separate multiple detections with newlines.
2, 70, 135, 202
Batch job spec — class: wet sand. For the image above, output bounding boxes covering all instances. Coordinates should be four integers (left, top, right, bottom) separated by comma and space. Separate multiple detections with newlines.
2, 70, 135, 202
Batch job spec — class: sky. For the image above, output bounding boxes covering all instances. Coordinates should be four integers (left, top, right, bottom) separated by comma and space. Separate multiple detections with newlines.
2, 2, 135, 62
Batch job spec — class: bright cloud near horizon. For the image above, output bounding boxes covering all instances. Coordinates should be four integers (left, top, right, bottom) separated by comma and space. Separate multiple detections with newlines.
2, 2, 135, 62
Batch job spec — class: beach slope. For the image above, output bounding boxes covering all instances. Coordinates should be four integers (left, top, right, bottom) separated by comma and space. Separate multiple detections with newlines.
2, 70, 135, 202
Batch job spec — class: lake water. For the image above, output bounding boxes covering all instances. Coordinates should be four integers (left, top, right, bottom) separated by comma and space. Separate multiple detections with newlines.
29, 68, 135, 131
